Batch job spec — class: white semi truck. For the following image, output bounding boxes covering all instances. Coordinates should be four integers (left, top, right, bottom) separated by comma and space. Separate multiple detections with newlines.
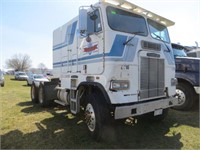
31, 0, 179, 140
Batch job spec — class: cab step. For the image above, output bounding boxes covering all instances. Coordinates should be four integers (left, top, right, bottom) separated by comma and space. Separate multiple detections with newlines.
54, 100, 66, 106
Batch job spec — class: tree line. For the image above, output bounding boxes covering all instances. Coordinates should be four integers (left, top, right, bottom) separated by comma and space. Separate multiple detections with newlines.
5, 53, 47, 72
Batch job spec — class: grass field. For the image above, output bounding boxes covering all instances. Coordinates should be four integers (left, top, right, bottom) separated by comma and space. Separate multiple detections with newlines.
0, 75, 200, 149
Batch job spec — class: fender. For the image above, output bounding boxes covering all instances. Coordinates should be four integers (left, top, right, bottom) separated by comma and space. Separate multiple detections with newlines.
77, 81, 111, 105
176, 73, 196, 86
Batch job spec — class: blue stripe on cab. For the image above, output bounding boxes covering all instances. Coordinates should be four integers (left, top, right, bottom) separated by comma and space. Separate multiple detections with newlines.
106, 35, 127, 57
53, 34, 128, 68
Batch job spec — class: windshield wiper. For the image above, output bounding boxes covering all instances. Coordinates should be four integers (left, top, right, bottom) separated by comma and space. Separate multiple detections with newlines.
152, 33, 171, 52
123, 31, 144, 46
152, 33, 164, 41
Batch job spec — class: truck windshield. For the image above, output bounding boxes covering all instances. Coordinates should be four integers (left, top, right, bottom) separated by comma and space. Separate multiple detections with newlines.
106, 6, 148, 36
148, 19, 170, 43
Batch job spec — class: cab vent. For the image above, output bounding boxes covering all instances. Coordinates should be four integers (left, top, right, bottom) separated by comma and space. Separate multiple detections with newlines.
141, 41, 161, 51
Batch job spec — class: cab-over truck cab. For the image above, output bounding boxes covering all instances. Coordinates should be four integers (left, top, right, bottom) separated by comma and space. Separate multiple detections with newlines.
31, 0, 178, 140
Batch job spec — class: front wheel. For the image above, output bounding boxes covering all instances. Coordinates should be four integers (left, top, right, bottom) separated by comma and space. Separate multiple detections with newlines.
84, 93, 110, 140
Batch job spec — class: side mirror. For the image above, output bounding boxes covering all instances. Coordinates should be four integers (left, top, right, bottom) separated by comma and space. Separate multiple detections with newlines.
79, 8, 87, 34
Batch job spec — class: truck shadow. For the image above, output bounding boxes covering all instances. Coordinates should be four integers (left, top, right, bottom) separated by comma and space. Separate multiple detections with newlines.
10, 78, 17, 81
1, 120, 183, 149
22, 85, 30, 87
19, 100, 199, 128
17, 101, 33, 107
2, 101, 194, 149
19, 101, 60, 114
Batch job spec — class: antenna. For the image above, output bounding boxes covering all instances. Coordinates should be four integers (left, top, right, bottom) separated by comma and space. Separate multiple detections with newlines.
195, 41, 198, 49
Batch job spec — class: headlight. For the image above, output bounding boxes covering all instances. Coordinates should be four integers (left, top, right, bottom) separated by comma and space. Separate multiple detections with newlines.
110, 80, 129, 91
171, 78, 177, 86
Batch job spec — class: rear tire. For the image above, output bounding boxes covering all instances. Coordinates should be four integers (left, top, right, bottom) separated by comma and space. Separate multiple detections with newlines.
84, 93, 110, 141
38, 83, 52, 107
173, 82, 196, 110
31, 83, 38, 103
1, 83, 4, 87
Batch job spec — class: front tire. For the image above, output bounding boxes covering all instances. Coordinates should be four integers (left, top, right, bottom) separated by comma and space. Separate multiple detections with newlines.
84, 93, 110, 140
173, 82, 196, 110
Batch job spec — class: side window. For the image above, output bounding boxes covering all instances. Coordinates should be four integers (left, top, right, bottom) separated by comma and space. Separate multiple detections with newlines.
87, 9, 102, 34
66, 25, 72, 45
65, 21, 77, 45
69, 21, 77, 45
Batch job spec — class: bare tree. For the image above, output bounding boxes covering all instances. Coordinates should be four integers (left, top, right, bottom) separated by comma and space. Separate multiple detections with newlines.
38, 63, 47, 74
5, 54, 32, 71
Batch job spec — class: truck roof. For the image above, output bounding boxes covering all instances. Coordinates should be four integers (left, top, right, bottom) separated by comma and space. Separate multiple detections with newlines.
100, 0, 175, 27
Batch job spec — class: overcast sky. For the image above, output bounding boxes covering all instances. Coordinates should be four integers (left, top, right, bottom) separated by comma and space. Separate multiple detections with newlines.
1, 0, 200, 69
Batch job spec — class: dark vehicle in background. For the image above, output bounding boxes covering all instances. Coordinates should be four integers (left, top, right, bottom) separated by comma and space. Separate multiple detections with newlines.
0, 70, 5, 87
172, 43, 200, 110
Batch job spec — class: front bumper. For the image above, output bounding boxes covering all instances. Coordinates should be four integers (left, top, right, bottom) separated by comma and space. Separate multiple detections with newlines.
114, 97, 178, 119
194, 86, 200, 94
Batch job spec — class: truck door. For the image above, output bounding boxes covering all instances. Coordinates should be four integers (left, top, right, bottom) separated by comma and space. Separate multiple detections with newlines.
60, 21, 77, 88
78, 8, 104, 75
66, 21, 78, 73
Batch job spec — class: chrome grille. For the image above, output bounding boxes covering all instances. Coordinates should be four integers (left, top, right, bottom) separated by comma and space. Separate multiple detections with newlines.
140, 57, 165, 100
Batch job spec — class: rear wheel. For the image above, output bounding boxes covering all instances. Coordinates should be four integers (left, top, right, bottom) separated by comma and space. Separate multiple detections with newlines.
173, 82, 196, 110
38, 83, 52, 107
31, 83, 38, 103
84, 93, 110, 140
1, 82, 4, 87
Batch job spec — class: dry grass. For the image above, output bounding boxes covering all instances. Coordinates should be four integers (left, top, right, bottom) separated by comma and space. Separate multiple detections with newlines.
0, 75, 200, 149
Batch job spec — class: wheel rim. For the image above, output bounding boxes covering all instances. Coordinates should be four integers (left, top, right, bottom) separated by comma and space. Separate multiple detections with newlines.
38, 87, 44, 104
85, 103, 96, 132
31, 86, 35, 99
176, 89, 186, 105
